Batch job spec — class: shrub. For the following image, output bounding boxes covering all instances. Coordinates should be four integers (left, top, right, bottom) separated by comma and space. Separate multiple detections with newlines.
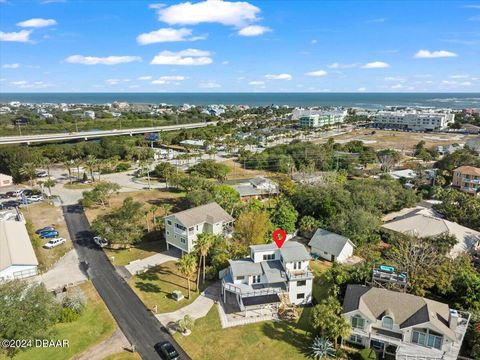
177, 314, 195, 333
358, 348, 376, 360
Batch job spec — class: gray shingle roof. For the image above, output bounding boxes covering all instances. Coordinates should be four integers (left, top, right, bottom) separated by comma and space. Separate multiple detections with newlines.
229, 259, 263, 277
343, 285, 456, 341
308, 228, 354, 256
261, 260, 287, 283
250, 241, 310, 262
166, 202, 234, 228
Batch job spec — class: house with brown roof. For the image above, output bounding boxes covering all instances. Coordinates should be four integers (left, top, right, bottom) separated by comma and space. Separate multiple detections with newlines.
0, 219, 38, 282
342, 285, 470, 360
452, 165, 480, 196
164, 202, 234, 254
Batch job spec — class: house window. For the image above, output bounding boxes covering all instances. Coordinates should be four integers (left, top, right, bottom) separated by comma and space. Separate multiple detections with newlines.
189, 227, 194, 232
382, 316, 394, 330
293, 261, 302, 270
351, 315, 365, 330
166, 231, 170, 235
180, 238, 186, 244
236, 276, 245, 280
252, 275, 261, 283
412, 329, 442, 350
349, 335, 363, 344
263, 254, 275, 261
297, 293, 305, 299
297, 280, 306, 286
324, 251, 329, 255
167, 220, 172, 225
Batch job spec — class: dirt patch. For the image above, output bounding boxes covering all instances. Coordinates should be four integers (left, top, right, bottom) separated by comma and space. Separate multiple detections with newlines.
23, 201, 72, 272
221, 159, 278, 179
315, 129, 477, 152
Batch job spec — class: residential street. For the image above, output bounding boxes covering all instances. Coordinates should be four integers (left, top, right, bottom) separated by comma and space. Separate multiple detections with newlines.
62, 204, 191, 360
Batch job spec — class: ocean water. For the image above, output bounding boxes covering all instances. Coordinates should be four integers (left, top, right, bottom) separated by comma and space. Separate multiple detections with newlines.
0, 92, 479, 109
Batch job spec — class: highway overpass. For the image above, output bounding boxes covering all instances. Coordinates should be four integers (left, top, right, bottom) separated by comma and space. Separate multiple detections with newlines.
0, 122, 216, 145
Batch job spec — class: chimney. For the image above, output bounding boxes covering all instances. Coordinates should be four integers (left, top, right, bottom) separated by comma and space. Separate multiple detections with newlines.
449, 309, 459, 331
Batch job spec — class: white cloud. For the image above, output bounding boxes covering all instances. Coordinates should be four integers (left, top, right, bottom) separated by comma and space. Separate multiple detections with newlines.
150, 49, 212, 65
305, 70, 327, 77
357, 87, 367, 92
460, 81, 472, 86
10, 80, 49, 88
106, 79, 130, 85
384, 76, 405, 82
248, 80, 265, 85
464, 4, 480, 8
41, 0, 66, 3
155, 0, 261, 27
367, 18, 386, 23
238, 25, 270, 36
449, 74, 469, 79
221, 60, 229, 65
17, 18, 57, 28
311, 39, 317, 44
198, 81, 221, 88
468, 15, 480, 21
414, 50, 458, 58
0, 30, 32, 42
328, 62, 358, 69
265, 73, 292, 80
138, 76, 152, 80
136, 27, 205, 45
152, 79, 167, 85
65, 55, 142, 65
159, 75, 187, 81
11, 80, 27, 86
361, 61, 390, 69
2, 63, 20, 69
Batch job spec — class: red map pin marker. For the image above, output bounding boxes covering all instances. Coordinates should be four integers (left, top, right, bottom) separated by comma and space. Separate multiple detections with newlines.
272, 229, 287, 249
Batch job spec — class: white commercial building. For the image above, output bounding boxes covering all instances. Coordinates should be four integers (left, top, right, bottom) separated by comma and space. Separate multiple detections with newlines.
373, 110, 455, 131
297, 110, 348, 128
221, 241, 314, 309
0, 219, 39, 282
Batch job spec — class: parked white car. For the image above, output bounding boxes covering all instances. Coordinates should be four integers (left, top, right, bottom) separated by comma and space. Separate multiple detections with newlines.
93, 236, 108, 248
36, 171, 48, 178
43, 237, 66, 249
27, 195, 43, 202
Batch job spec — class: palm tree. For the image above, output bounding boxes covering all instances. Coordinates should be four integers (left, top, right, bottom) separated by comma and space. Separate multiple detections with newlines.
176, 254, 198, 299
195, 233, 214, 288
85, 155, 98, 182
161, 203, 173, 217
309, 336, 335, 359
63, 159, 74, 184
71, 158, 83, 181
150, 205, 159, 229
42, 178, 56, 197
19, 163, 37, 186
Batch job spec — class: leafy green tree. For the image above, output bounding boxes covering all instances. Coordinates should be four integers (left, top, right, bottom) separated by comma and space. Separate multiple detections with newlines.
188, 159, 230, 181
269, 198, 298, 234
19, 163, 37, 186
299, 215, 320, 235
0, 281, 61, 358
185, 189, 214, 207
434, 188, 480, 230
154, 162, 177, 186
327, 208, 380, 246
177, 253, 198, 299
84, 155, 98, 182
212, 184, 240, 215
82, 181, 120, 208
310, 297, 351, 349
91, 197, 144, 246
233, 210, 272, 247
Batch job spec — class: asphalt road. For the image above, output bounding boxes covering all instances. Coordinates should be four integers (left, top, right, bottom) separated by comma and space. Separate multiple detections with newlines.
62, 204, 191, 360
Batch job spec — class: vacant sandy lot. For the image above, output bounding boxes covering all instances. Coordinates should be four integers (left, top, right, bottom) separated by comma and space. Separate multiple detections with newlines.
316, 129, 477, 153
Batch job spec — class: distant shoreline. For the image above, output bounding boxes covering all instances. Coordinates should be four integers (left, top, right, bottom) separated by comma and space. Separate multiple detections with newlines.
1, 92, 479, 109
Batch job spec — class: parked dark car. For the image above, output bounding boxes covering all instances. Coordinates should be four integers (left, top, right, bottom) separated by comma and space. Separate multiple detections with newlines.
0, 193, 7, 199
22, 189, 34, 196
2, 200, 19, 208
5, 192, 16, 198
154, 341, 179, 360
40, 230, 59, 239
36, 226, 56, 234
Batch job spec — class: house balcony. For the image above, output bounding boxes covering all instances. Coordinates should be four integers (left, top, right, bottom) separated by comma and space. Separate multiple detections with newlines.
286, 268, 315, 280
174, 228, 187, 236
222, 276, 286, 298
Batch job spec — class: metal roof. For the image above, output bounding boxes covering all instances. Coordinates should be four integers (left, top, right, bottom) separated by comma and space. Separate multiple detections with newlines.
308, 228, 354, 256
229, 259, 263, 277
261, 260, 287, 283
0, 220, 38, 272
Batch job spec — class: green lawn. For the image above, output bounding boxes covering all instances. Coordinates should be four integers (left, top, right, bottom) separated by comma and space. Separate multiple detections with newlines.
105, 240, 166, 266
175, 306, 313, 360
129, 260, 211, 313
4, 282, 116, 360
310, 259, 333, 302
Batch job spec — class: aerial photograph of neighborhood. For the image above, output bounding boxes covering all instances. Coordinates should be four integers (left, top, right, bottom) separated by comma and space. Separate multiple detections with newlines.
0, 1, 479, 360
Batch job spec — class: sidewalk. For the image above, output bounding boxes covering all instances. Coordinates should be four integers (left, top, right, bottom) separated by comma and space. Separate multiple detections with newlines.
124, 250, 179, 276
30, 249, 87, 291
73, 328, 130, 360
156, 281, 220, 325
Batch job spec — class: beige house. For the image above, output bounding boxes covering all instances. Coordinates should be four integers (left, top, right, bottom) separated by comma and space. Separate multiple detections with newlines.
164, 202, 234, 254
452, 165, 480, 196
343, 285, 470, 360
0, 220, 39, 282
0, 173, 13, 187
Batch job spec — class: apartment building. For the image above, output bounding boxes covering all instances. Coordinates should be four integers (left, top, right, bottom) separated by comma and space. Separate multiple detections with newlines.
452, 165, 480, 196
221, 241, 314, 313
373, 111, 455, 131
164, 202, 234, 254
343, 285, 470, 360
298, 110, 348, 128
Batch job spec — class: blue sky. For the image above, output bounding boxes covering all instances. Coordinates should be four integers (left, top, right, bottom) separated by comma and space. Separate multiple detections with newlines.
0, 0, 479, 92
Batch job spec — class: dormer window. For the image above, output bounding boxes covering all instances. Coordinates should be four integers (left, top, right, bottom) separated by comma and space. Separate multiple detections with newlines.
382, 316, 394, 330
